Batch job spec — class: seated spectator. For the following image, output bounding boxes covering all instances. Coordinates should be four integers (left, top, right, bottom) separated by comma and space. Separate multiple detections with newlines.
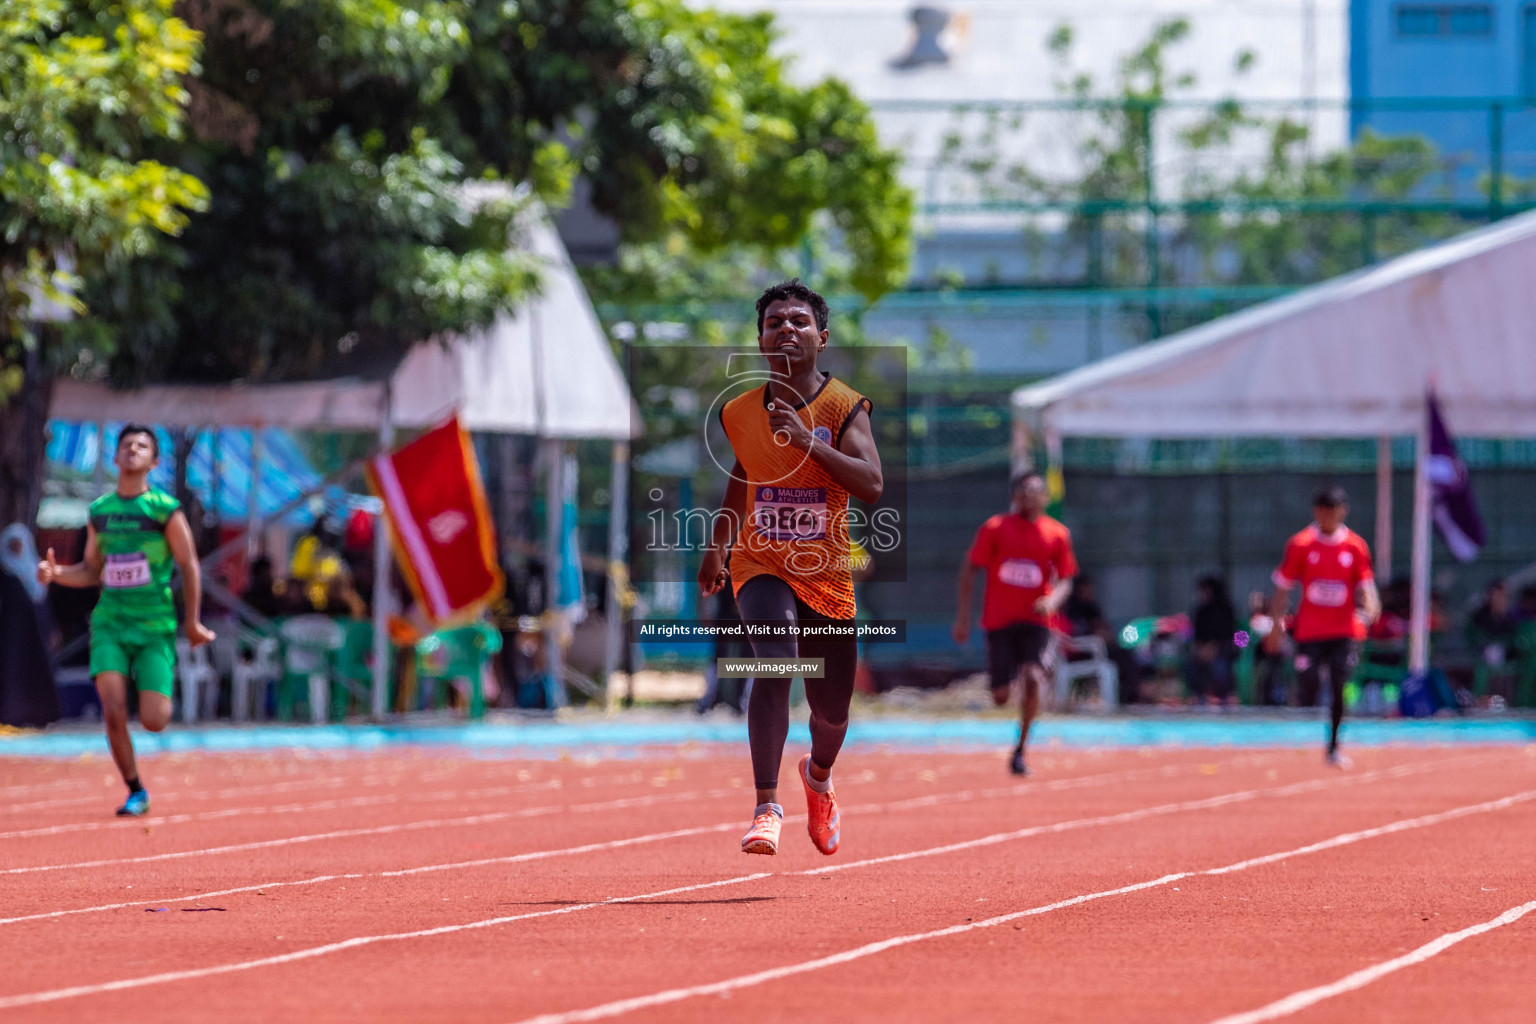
241, 556, 284, 619
1186, 575, 1236, 703
1471, 581, 1517, 638
1469, 580, 1518, 671
1518, 585, 1536, 624
1061, 573, 1144, 703
1246, 590, 1286, 705
1062, 573, 1107, 638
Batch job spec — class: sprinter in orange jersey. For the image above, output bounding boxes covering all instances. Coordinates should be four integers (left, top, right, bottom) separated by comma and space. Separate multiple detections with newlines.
698, 278, 883, 858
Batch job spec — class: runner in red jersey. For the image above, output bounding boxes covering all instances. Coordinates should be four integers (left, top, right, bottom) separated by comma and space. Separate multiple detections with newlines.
1265, 486, 1381, 767
953, 471, 1078, 776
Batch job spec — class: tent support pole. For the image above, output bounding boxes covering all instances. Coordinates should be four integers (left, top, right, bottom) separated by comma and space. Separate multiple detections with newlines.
604, 441, 629, 705
1374, 435, 1394, 581
1409, 409, 1432, 674
370, 397, 394, 721
246, 428, 264, 561
544, 439, 566, 707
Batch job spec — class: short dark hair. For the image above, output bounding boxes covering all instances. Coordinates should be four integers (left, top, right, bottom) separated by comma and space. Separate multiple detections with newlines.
117, 424, 160, 458
1010, 470, 1045, 492
1312, 485, 1348, 509
756, 278, 829, 335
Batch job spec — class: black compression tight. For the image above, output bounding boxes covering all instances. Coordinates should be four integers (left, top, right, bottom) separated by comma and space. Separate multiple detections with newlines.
734, 575, 859, 790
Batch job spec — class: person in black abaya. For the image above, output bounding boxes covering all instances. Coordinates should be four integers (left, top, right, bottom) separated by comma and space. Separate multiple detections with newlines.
0, 523, 60, 727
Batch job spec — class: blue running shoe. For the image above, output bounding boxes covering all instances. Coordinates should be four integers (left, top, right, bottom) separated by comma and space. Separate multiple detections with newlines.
1009, 748, 1031, 777
116, 790, 150, 817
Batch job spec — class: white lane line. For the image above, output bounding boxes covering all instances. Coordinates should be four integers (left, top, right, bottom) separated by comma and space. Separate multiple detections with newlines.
4, 746, 1265, 876
0, 781, 580, 839
0, 749, 1124, 823
500, 787, 1536, 1024
0, 874, 776, 1012
0, 789, 741, 876
1, 752, 1244, 921
1205, 898, 1536, 1024
0, 756, 1484, 1006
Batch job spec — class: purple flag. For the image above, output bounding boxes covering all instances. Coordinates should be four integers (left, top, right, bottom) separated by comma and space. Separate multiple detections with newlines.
1426, 392, 1485, 562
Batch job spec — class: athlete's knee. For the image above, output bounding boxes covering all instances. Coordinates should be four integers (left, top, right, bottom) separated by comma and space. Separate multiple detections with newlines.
809, 706, 849, 734
140, 710, 171, 732
990, 684, 1011, 706
99, 695, 129, 727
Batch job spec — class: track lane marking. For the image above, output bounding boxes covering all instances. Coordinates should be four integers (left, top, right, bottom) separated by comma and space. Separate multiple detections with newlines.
0, 753, 1283, 915
499, 786, 1536, 1024
1, 749, 1142, 826
1204, 898, 1536, 1024
3, 749, 1276, 875
0, 753, 1492, 1006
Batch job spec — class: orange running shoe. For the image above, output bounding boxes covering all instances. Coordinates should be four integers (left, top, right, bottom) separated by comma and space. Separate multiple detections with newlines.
799, 754, 840, 855
741, 804, 783, 855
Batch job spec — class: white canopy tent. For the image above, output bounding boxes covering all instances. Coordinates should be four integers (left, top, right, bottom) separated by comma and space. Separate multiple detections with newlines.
1014, 209, 1536, 673
50, 207, 638, 716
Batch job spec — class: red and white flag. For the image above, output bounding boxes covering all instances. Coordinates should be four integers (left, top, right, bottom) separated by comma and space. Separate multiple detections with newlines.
366, 416, 503, 625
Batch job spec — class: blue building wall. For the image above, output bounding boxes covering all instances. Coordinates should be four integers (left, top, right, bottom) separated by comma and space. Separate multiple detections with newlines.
1353, 1, 1536, 187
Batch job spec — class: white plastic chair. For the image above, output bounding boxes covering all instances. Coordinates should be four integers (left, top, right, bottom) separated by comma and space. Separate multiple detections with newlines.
232, 637, 282, 722
1054, 634, 1119, 710
280, 616, 345, 724
175, 639, 221, 725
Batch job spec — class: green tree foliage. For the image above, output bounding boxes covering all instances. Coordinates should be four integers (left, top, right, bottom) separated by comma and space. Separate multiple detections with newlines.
1, 0, 207, 524
82, 0, 540, 384
448, 0, 911, 308
1, 0, 206, 383
70, 0, 910, 385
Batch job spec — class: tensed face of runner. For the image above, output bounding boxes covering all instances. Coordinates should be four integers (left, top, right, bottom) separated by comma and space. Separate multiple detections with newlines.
1313, 500, 1348, 533
1014, 475, 1049, 517
758, 298, 827, 377
114, 431, 159, 475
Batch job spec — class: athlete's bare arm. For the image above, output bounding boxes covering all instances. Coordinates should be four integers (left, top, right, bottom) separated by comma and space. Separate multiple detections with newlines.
767, 402, 883, 504
165, 510, 216, 648
1264, 584, 1292, 653
1358, 578, 1381, 625
698, 464, 748, 597
36, 527, 104, 588
953, 557, 979, 645
1037, 577, 1074, 617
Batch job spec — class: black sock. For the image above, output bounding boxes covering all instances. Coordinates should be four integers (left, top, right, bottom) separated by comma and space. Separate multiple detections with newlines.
126, 777, 144, 795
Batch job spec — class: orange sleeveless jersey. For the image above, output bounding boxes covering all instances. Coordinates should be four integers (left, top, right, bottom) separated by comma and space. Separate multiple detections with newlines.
719, 374, 872, 619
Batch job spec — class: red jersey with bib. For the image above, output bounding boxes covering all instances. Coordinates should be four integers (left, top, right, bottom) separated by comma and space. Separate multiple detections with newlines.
968, 513, 1078, 631
1273, 525, 1374, 642
720, 375, 871, 620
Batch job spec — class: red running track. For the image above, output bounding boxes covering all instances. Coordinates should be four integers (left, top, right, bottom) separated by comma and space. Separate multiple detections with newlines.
1, 743, 1533, 1023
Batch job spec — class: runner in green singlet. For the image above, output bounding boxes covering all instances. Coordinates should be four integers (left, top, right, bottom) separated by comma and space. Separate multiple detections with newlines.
37, 425, 215, 816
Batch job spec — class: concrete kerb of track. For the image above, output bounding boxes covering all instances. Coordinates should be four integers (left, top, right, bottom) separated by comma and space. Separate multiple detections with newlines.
2, 715, 1534, 758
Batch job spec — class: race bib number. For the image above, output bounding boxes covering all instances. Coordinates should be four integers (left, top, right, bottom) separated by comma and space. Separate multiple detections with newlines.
753, 486, 828, 541
997, 558, 1044, 588
103, 553, 152, 589
1305, 579, 1350, 607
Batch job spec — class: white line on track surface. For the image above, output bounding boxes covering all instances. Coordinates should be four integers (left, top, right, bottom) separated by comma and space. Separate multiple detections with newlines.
1204, 898, 1536, 1024
0, 782, 575, 839
0, 753, 1496, 1008
0, 748, 1274, 874
500, 787, 1536, 1024
0, 748, 1099, 823
0, 752, 1287, 920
